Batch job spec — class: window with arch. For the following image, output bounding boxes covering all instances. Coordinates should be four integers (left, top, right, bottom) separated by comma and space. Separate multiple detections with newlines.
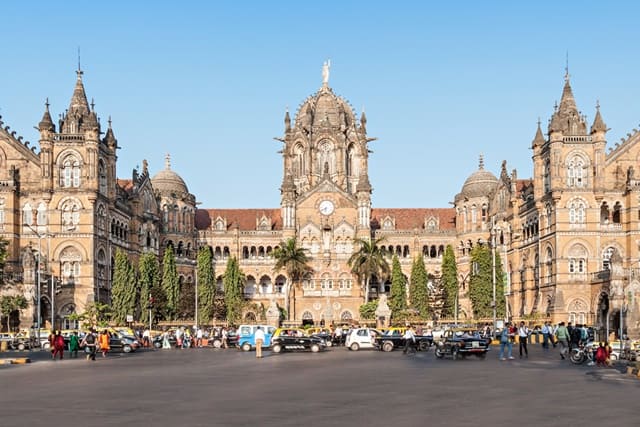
317, 140, 334, 175
98, 160, 107, 194
23, 203, 33, 226
346, 144, 358, 179
569, 199, 586, 224
293, 143, 305, 176
61, 156, 81, 188
60, 246, 82, 285
543, 160, 551, 193
602, 247, 616, 270
568, 244, 587, 275
567, 156, 585, 188
61, 199, 81, 231
320, 273, 333, 290
36, 202, 47, 226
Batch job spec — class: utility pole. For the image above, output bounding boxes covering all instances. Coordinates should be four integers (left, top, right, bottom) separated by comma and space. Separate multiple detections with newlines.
491, 218, 497, 333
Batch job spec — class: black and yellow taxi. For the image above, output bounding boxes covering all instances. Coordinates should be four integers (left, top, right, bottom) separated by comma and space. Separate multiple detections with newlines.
271, 328, 327, 353
434, 328, 491, 360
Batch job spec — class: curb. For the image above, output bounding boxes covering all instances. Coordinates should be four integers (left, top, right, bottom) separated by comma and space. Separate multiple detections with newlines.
0, 358, 31, 365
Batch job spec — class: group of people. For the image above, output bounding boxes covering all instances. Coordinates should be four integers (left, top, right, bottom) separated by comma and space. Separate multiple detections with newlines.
498, 321, 533, 360
47, 329, 111, 361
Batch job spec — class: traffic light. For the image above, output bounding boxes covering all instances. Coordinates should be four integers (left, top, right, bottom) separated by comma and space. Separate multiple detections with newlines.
147, 296, 154, 310
55, 280, 62, 295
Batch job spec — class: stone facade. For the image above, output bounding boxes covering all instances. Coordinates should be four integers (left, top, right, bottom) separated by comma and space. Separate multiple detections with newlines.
1, 65, 639, 338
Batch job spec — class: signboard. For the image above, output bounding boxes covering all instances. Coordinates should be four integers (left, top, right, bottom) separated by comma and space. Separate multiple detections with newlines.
126, 315, 134, 323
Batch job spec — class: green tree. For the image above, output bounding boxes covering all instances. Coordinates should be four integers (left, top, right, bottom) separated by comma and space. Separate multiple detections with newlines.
440, 245, 458, 318
110, 249, 137, 324
272, 238, 312, 321
0, 237, 8, 281
177, 278, 195, 320
223, 256, 245, 325
348, 237, 390, 303
197, 246, 216, 325
468, 245, 506, 319
138, 252, 160, 324
0, 295, 28, 332
162, 245, 180, 321
409, 255, 429, 318
80, 302, 112, 329
358, 300, 378, 320
389, 255, 407, 315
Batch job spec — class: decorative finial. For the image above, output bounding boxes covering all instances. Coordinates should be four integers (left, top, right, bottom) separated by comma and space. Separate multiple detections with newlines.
596, 99, 600, 110
165, 153, 171, 170
90, 98, 95, 111
479, 154, 484, 170
45, 98, 50, 110
564, 51, 570, 82
107, 115, 112, 128
537, 117, 541, 127
77, 46, 83, 78
322, 59, 331, 86
142, 159, 149, 174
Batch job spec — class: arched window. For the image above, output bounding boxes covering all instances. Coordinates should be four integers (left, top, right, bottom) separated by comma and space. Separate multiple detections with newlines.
569, 199, 586, 224
612, 202, 622, 224
23, 203, 33, 226
36, 202, 47, 226
568, 244, 587, 275
293, 144, 305, 176
61, 156, 81, 188
602, 247, 616, 270
61, 200, 81, 231
60, 246, 82, 285
98, 160, 107, 194
567, 156, 585, 188
543, 160, 551, 193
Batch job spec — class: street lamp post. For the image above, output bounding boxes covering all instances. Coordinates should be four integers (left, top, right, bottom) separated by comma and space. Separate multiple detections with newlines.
25, 224, 43, 348
491, 221, 497, 333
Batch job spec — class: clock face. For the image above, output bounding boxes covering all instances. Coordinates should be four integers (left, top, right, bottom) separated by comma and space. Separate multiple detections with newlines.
319, 200, 335, 215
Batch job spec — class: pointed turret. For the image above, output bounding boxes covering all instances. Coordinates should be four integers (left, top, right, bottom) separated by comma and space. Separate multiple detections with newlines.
103, 116, 117, 148
38, 98, 55, 132
590, 101, 607, 134
68, 68, 90, 117
284, 108, 291, 132
356, 171, 372, 193
281, 172, 296, 193
548, 72, 587, 135
532, 119, 545, 148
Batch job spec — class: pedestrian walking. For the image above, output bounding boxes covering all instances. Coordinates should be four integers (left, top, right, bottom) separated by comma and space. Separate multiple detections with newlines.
402, 325, 416, 354
81, 329, 97, 361
518, 322, 530, 358
254, 326, 265, 358
142, 329, 151, 348
498, 322, 515, 360
99, 330, 110, 357
555, 322, 570, 359
52, 331, 65, 360
69, 331, 80, 358
48, 331, 56, 359
541, 321, 551, 350
222, 327, 229, 349
196, 328, 203, 348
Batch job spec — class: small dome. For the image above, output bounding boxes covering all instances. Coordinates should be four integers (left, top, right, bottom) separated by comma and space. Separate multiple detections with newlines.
151, 154, 189, 196
294, 85, 356, 130
455, 155, 498, 202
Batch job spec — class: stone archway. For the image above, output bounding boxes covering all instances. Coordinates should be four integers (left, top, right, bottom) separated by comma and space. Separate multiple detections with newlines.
301, 310, 314, 327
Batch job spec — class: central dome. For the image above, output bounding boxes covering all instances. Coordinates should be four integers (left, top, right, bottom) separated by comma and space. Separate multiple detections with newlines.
455, 156, 498, 202
294, 85, 357, 130
151, 154, 189, 196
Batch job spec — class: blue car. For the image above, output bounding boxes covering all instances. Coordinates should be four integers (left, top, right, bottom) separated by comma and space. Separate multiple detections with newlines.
237, 325, 276, 351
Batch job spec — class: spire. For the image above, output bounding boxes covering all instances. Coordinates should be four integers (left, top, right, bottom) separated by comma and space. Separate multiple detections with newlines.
478, 154, 484, 170
103, 115, 117, 147
165, 153, 171, 170
284, 107, 291, 132
558, 74, 578, 116
532, 118, 545, 148
38, 98, 55, 132
549, 70, 587, 135
590, 100, 607, 134
68, 67, 90, 117
356, 171, 372, 193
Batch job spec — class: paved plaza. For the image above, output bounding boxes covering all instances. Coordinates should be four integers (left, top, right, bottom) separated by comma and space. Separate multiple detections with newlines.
1, 345, 638, 427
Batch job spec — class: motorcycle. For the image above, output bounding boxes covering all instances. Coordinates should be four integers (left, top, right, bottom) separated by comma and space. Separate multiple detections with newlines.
570, 341, 596, 365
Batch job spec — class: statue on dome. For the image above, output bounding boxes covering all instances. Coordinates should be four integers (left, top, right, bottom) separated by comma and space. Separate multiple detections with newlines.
322, 60, 331, 85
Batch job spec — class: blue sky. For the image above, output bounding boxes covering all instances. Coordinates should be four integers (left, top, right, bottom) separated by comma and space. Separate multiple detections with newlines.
2, 1, 640, 208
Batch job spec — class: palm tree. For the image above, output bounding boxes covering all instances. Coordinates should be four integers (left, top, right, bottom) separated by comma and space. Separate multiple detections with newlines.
348, 237, 390, 303
272, 238, 312, 321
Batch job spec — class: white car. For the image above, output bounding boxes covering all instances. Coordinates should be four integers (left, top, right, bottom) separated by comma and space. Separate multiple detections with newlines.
345, 328, 381, 351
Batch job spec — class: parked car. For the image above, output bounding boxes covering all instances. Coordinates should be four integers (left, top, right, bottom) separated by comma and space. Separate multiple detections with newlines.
237, 325, 276, 351
345, 327, 382, 351
271, 328, 326, 353
109, 334, 140, 353
305, 327, 338, 347
434, 328, 490, 360
208, 329, 238, 348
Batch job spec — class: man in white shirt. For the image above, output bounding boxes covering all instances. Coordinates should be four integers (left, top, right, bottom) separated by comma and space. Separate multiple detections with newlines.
518, 321, 530, 359
254, 326, 266, 358
403, 326, 416, 354
196, 328, 203, 348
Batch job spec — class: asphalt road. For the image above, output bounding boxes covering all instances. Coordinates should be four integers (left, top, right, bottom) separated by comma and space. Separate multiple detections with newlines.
1, 345, 638, 427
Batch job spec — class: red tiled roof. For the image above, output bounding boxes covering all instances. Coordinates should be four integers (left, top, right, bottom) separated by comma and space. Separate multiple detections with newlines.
117, 179, 134, 193
196, 208, 282, 231
372, 208, 456, 231
516, 179, 533, 193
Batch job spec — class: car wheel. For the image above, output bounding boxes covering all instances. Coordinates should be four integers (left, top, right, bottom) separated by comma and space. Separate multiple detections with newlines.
310, 344, 320, 353
212, 339, 222, 348
42, 342, 50, 350
272, 344, 282, 354
123, 345, 132, 353
350, 343, 360, 351
326, 340, 333, 347
17, 343, 26, 351
382, 341, 394, 352
435, 348, 445, 359
241, 342, 252, 352
153, 341, 162, 349
610, 353, 618, 361
419, 341, 430, 352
